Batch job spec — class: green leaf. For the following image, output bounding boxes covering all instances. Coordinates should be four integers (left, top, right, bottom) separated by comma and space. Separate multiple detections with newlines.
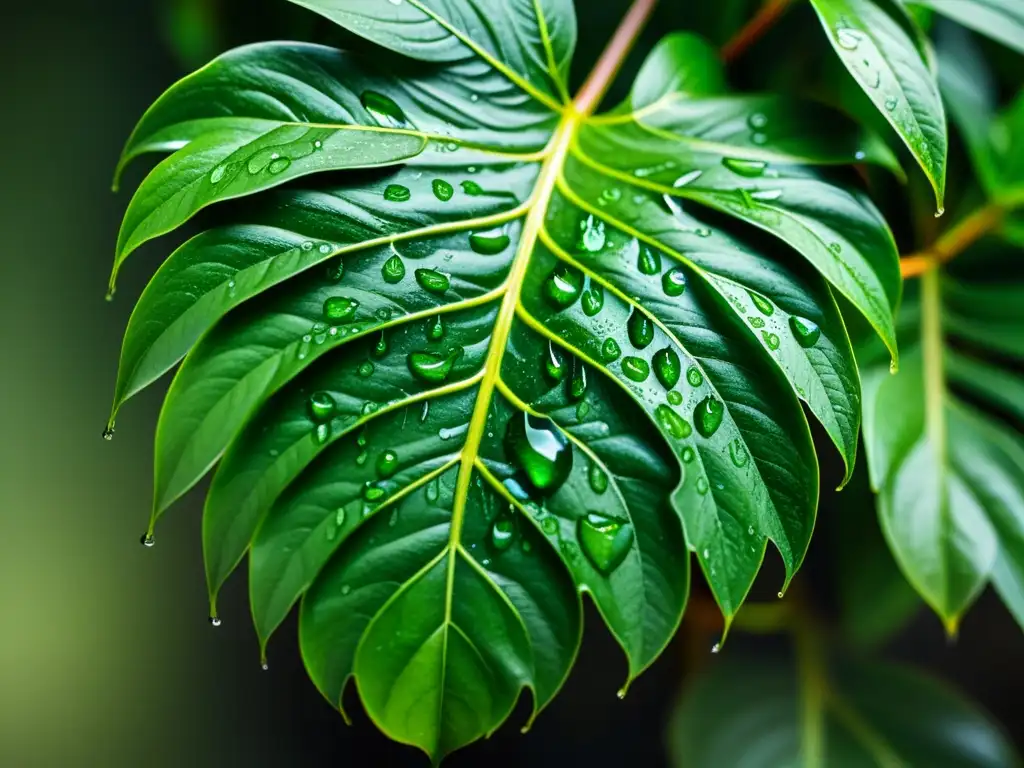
910, 0, 1024, 55
109, 5, 902, 760
668, 651, 1018, 767
809, 0, 949, 210
861, 271, 1024, 632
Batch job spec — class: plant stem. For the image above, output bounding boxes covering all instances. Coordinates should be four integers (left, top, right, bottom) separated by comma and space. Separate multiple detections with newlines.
573, 0, 659, 116
721, 0, 794, 63
901, 203, 1005, 278
795, 613, 826, 767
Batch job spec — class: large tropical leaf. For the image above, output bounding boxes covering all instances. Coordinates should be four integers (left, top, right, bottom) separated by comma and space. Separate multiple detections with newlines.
861, 271, 1024, 632
809, 0, 948, 209
668, 651, 1017, 767
108, 0, 902, 759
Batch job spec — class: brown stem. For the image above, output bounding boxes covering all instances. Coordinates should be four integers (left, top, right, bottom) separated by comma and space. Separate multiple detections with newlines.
722, 0, 793, 64
901, 203, 1005, 278
574, 0, 659, 116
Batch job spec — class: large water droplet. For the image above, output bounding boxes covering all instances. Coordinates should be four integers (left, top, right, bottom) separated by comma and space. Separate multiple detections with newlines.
747, 290, 774, 316
655, 404, 691, 439
581, 285, 604, 316
627, 310, 654, 349
360, 90, 410, 128
694, 396, 725, 438
469, 228, 510, 255
789, 316, 821, 347
722, 158, 767, 177
621, 356, 650, 382
637, 246, 661, 275
578, 512, 634, 574
381, 254, 406, 284
323, 296, 359, 322
268, 157, 291, 175
102, 425, 115, 441
383, 184, 411, 203
432, 178, 453, 201
376, 449, 399, 478
602, 338, 621, 362
544, 265, 583, 309
504, 412, 573, 495
588, 462, 609, 494
407, 347, 463, 383
308, 391, 336, 422
653, 347, 681, 389
415, 268, 450, 295
576, 215, 606, 253
662, 267, 687, 297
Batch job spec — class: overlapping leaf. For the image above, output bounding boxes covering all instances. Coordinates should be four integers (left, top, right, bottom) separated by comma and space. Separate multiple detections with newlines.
109, 0, 902, 759
911, 0, 1024, 55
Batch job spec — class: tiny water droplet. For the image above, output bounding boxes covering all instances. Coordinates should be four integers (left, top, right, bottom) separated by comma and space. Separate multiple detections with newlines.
667, 391, 683, 406
599, 187, 621, 205
696, 476, 710, 495
210, 164, 227, 184
314, 422, 331, 445
722, 158, 767, 177
748, 113, 768, 130
729, 439, 750, 468
694, 396, 725, 438
884, 96, 898, 112
588, 462, 609, 494
324, 257, 344, 282
662, 267, 687, 297
682, 446, 695, 463
426, 478, 440, 503
837, 27, 863, 50
829, 241, 842, 254
541, 517, 559, 535
102, 426, 115, 441
711, 643, 721, 654
415, 268, 450, 295
637, 246, 661, 275
363, 482, 387, 504
209, 616, 222, 627
569, 362, 588, 400
673, 169, 703, 188
358, 361, 375, 377
376, 449, 399, 478
360, 90, 410, 128
268, 157, 291, 175
490, 517, 515, 551
544, 341, 565, 382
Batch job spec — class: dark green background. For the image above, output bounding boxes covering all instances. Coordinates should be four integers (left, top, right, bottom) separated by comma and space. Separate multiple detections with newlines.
3, 1, 1022, 765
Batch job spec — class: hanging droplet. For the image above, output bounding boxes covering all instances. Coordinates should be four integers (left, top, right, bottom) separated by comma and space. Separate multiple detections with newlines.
140, 533, 155, 548
653, 347, 680, 389
544, 265, 584, 309
407, 347, 463, 383
662, 267, 687, 297
789, 316, 821, 348
747, 290, 774, 316
381, 254, 406, 284
722, 158, 767, 177
601, 338, 621, 362
308, 391, 336, 422
627, 310, 654, 349
360, 90, 410, 128
373, 332, 389, 358
469, 228, 511, 255
637, 246, 661, 275
621, 356, 650, 382
569, 362, 588, 401
578, 512, 634, 574
490, 517, 516, 552
694, 396, 725, 438
102, 425, 115, 441
544, 341, 565, 382
415, 268, 450, 295
655, 404, 692, 439
686, 366, 703, 387
323, 296, 360, 322
581, 285, 604, 316
432, 178, 454, 201
209, 616, 222, 627
426, 314, 445, 340
383, 184, 411, 202
504, 412, 573, 495
376, 449, 399, 478
588, 462, 609, 494
576, 215, 606, 253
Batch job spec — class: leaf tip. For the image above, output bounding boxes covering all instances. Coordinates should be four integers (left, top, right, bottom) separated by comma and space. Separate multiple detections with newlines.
944, 615, 960, 641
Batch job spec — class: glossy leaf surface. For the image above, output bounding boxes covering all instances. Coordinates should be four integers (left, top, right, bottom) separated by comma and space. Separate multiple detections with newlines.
108, 1, 902, 759
911, 0, 1024, 55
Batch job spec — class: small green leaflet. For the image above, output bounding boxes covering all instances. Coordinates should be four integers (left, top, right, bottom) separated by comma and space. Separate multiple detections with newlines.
107, 0, 902, 760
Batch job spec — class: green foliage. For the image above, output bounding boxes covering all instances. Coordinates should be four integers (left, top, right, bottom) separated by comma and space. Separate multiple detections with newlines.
105, 0, 1024, 762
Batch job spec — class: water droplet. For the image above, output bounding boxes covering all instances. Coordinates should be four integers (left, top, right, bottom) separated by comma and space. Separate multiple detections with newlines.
102, 426, 115, 441
588, 462, 609, 494
268, 157, 291, 175
363, 482, 387, 504
751, 132, 768, 145
601, 337, 621, 362
504, 412, 573, 495
209, 616, 222, 627
575, 400, 591, 421
750, 189, 783, 202
432, 178, 453, 201
627, 310, 654, 349
722, 158, 767, 177
747, 290, 774, 316
747, 525, 755, 536
682, 446, 695, 463
686, 366, 703, 387
140, 533, 155, 548
696, 476, 709, 495
314, 422, 331, 445
210, 164, 228, 184
578, 512, 634, 574
323, 296, 359, 322
599, 187, 622, 205
655, 404, 692, 439
749, 317, 765, 329
637, 246, 661, 275
318, 243, 332, 255
884, 96, 898, 112
460, 180, 484, 196
381, 254, 406, 284
837, 27, 863, 50
662, 267, 687, 297
360, 90, 410, 128
373, 332, 389, 358
308, 391, 336, 421
425, 478, 440, 503
621, 356, 650, 382
541, 517, 559, 535
667, 391, 683, 406
789, 316, 821, 348
748, 113, 768, 130
384, 184, 411, 202
729, 439, 750, 468
407, 347, 463, 383
581, 285, 605, 316
422, 315, 443, 341
469, 228, 510, 254
490, 517, 515, 551
569, 362, 588, 401
576, 215, 606, 253
673, 169, 703, 188
653, 347, 681, 389
694, 227, 711, 238
762, 331, 781, 350
544, 265, 584, 309
867, 70, 881, 89
544, 342, 565, 382
376, 449, 399, 478
415, 268, 450, 295
694, 396, 725, 438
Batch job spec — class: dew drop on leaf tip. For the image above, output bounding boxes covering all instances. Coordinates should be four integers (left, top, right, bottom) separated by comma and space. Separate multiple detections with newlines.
102, 425, 115, 441
139, 533, 155, 548
209, 616, 222, 627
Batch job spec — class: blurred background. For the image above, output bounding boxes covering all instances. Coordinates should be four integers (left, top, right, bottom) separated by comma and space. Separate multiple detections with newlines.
2, 0, 1022, 765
